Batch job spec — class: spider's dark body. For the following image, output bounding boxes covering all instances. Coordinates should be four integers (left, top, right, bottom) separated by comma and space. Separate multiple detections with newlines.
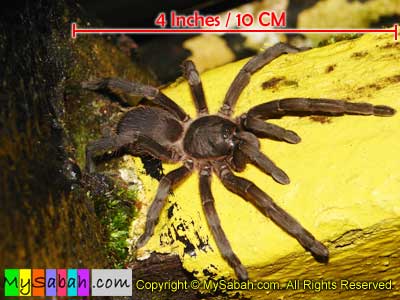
84, 43, 395, 280
118, 107, 238, 161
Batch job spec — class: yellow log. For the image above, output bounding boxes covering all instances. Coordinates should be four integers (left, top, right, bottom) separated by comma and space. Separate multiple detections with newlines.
298, 0, 400, 44
131, 33, 400, 298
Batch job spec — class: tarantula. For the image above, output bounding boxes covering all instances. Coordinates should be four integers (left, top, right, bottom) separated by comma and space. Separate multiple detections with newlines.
84, 43, 395, 280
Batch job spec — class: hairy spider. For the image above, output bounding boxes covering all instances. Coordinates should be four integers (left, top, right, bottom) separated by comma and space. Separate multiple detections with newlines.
84, 43, 395, 280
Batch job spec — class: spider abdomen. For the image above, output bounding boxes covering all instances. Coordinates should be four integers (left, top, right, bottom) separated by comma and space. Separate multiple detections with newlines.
117, 106, 183, 145
183, 115, 237, 159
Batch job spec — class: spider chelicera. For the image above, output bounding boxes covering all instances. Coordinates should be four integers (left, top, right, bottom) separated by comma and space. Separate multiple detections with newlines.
84, 43, 395, 280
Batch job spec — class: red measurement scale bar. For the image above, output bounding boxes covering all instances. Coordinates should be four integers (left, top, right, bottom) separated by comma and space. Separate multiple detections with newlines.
71, 23, 398, 41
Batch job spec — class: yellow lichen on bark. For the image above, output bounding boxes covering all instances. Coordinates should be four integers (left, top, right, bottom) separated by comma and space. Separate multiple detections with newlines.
298, 0, 400, 44
131, 33, 400, 298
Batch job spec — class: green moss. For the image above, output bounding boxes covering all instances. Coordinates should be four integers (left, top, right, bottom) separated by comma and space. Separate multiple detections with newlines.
63, 35, 155, 269
65, 35, 155, 169
89, 178, 138, 268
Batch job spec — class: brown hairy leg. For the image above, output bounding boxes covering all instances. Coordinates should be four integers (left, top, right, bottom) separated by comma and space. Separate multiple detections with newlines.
199, 165, 248, 281
246, 98, 395, 119
214, 162, 329, 263
82, 78, 189, 121
182, 60, 208, 115
85, 132, 178, 173
241, 98, 395, 144
219, 43, 301, 116
136, 164, 193, 248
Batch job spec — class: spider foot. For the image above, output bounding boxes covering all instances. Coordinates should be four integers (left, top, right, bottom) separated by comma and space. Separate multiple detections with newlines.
135, 229, 152, 249
283, 130, 301, 144
373, 105, 396, 116
309, 241, 329, 263
272, 168, 290, 185
81, 79, 104, 90
235, 264, 249, 281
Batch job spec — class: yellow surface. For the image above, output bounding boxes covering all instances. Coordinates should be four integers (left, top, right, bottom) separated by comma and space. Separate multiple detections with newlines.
183, 35, 235, 73
131, 33, 400, 288
298, 0, 400, 44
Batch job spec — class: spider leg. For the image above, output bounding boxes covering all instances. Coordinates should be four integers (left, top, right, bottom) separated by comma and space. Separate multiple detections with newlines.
246, 98, 396, 119
219, 43, 301, 116
242, 116, 301, 144
238, 142, 290, 185
182, 60, 209, 115
136, 164, 193, 248
86, 133, 133, 173
199, 166, 248, 280
214, 162, 329, 262
82, 78, 189, 121
85, 132, 178, 173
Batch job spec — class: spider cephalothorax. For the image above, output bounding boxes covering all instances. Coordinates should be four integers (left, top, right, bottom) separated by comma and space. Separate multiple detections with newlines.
84, 43, 395, 280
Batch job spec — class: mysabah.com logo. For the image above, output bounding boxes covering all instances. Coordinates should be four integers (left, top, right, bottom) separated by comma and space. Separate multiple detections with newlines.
3, 269, 132, 296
